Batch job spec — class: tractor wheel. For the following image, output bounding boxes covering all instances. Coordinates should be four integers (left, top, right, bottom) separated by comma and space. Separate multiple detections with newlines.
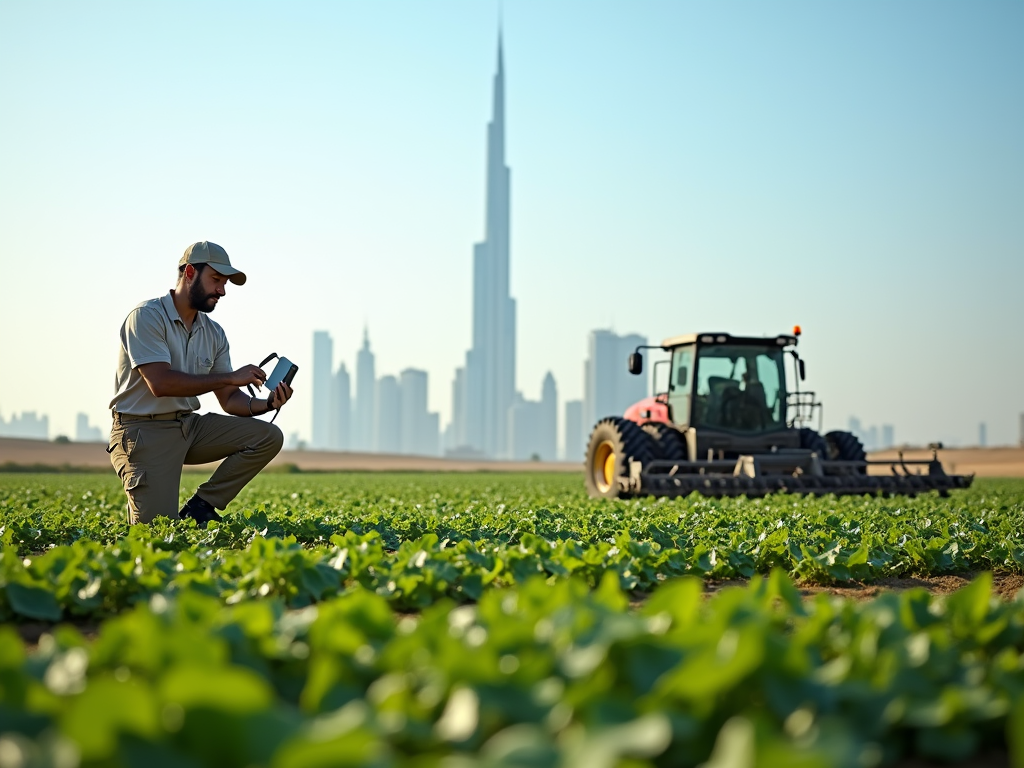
642, 423, 687, 461
797, 428, 829, 459
825, 430, 867, 472
585, 417, 656, 499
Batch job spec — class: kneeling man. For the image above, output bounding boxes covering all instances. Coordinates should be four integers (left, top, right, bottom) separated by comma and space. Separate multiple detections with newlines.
109, 241, 293, 526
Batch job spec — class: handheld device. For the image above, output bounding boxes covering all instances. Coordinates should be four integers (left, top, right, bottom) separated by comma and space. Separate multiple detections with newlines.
266, 356, 298, 391
247, 353, 299, 421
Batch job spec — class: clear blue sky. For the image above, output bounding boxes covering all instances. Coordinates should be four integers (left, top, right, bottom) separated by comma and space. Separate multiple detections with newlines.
1, 1, 1021, 447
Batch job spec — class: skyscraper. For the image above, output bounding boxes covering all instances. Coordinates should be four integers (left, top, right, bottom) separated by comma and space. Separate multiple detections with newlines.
457, 34, 516, 459
75, 413, 103, 442
332, 363, 351, 451
539, 372, 557, 461
447, 367, 466, 451
583, 330, 647, 430
354, 328, 376, 452
508, 394, 540, 461
311, 331, 333, 449
374, 375, 400, 454
564, 400, 584, 461
399, 368, 429, 455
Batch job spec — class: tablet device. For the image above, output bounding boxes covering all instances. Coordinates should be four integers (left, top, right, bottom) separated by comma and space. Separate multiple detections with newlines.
266, 357, 298, 391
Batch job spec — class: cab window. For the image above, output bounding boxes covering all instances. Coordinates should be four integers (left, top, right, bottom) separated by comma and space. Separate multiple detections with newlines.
693, 345, 786, 433
668, 346, 694, 425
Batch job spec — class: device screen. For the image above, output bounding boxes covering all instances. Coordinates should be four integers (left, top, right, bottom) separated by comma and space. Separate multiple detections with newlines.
266, 357, 298, 390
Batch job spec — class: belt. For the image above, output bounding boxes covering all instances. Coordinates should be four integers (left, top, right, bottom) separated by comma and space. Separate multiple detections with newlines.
114, 410, 192, 424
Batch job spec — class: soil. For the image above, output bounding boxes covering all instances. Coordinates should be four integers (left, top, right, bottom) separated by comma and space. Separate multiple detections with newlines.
4, 437, 1024, 476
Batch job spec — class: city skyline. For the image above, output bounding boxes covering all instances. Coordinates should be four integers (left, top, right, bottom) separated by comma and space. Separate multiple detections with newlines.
308, 327, 443, 457
1, 3, 1020, 447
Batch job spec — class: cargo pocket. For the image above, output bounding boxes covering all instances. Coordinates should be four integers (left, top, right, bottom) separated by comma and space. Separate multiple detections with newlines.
126, 469, 147, 492
124, 469, 147, 525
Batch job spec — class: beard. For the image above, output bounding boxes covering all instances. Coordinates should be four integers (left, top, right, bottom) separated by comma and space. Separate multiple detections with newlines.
188, 278, 219, 313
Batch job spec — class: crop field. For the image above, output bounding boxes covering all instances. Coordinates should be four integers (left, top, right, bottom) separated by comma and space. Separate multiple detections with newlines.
1, 472, 1023, 767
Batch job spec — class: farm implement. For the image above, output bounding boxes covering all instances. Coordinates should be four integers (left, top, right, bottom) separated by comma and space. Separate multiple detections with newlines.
585, 329, 973, 499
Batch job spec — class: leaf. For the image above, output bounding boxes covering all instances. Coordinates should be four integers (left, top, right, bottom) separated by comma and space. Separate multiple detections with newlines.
6, 582, 62, 621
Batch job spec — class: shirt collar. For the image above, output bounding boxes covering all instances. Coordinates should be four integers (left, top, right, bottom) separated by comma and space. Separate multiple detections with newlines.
161, 291, 206, 330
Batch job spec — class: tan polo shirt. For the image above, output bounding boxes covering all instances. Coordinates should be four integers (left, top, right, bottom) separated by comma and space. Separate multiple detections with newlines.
110, 291, 233, 415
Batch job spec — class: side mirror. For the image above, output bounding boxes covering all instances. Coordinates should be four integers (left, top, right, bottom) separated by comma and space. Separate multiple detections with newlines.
628, 353, 643, 375
675, 367, 688, 386
799, 359, 806, 381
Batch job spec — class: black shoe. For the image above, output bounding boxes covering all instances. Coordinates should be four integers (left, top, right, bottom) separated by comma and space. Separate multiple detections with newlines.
178, 494, 223, 528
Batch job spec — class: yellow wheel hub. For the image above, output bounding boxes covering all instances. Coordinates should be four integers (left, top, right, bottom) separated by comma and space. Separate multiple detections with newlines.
593, 440, 616, 493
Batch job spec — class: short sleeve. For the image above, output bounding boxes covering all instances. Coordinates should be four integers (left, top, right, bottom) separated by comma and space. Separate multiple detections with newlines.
122, 308, 171, 369
211, 332, 232, 374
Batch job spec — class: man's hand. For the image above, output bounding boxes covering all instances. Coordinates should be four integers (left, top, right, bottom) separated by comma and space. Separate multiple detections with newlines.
267, 381, 293, 411
229, 365, 268, 390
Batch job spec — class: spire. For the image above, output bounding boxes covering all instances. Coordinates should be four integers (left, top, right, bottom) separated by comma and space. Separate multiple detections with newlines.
497, 15, 504, 77
490, 29, 505, 162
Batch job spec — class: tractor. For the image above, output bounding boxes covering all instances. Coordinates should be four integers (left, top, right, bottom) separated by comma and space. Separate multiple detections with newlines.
585, 329, 973, 499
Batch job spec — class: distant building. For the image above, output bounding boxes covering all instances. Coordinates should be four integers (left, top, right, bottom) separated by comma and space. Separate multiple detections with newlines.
455, 35, 516, 459
848, 417, 862, 438
847, 416, 882, 451
75, 413, 104, 442
311, 331, 333, 449
504, 373, 559, 461
979, 422, 987, 448
864, 426, 879, 453
564, 400, 584, 461
881, 424, 894, 450
445, 368, 466, 452
354, 329, 376, 452
332, 364, 351, 451
0, 411, 49, 440
508, 394, 541, 461
399, 369, 439, 456
374, 375, 401, 454
425, 413, 440, 457
583, 330, 647, 430
539, 373, 557, 461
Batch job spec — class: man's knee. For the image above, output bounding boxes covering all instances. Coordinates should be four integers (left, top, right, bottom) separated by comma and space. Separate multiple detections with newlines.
265, 422, 284, 455
244, 420, 283, 457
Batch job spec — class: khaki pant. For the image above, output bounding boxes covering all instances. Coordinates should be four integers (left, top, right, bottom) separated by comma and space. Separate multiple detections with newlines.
109, 411, 284, 524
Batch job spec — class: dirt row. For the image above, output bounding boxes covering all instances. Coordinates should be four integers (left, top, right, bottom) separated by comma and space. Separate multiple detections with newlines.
4, 437, 1024, 475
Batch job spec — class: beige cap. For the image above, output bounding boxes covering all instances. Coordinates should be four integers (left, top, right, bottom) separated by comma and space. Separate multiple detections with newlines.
178, 241, 247, 285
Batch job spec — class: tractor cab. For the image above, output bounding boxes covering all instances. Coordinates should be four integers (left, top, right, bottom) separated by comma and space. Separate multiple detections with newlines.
624, 331, 813, 461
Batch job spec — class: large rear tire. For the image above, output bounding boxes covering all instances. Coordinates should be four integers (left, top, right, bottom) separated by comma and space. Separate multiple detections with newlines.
585, 418, 655, 499
797, 428, 829, 459
642, 422, 687, 461
825, 430, 867, 473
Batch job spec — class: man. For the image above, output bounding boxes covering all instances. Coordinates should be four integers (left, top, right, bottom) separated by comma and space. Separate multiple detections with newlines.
109, 241, 293, 526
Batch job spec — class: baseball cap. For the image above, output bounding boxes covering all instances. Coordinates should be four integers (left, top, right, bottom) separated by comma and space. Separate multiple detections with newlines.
178, 241, 247, 285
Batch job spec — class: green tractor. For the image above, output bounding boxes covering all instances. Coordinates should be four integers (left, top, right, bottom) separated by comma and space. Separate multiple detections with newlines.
585, 329, 972, 499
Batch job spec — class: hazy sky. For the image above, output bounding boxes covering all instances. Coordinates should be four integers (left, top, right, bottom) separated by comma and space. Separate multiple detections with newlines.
1, 1, 1021, 447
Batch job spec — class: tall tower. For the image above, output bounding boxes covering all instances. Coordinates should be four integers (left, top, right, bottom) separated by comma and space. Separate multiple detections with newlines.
354, 328, 376, 452
463, 33, 516, 458
332, 363, 351, 451
311, 331, 333, 449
